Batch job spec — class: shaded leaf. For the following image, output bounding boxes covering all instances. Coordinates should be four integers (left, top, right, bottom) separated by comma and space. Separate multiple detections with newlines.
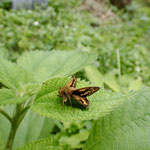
0, 107, 56, 150
128, 77, 143, 91
17, 50, 97, 83
83, 87, 150, 150
16, 137, 66, 150
13, 110, 55, 149
104, 73, 120, 92
84, 65, 104, 87
0, 89, 29, 106
0, 57, 33, 89
31, 77, 125, 121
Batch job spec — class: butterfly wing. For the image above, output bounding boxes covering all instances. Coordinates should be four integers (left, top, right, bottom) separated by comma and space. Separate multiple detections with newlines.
72, 95, 89, 107
72, 87, 100, 97
65, 75, 77, 88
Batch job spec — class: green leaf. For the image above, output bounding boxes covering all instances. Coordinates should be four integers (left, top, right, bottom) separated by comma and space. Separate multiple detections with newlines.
83, 87, 150, 150
128, 77, 143, 91
13, 110, 55, 149
0, 136, 5, 150
84, 65, 104, 87
31, 77, 125, 121
16, 137, 66, 150
0, 57, 33, 89
103, 73, 120, 92
0, 89, 29, 106
17, 50, 97, 83
24, 83, 41, 96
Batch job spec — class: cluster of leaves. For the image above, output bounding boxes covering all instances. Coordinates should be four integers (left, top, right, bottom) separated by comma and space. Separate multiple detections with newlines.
0, 0, 150, 85
0, 0, 150, 149
0, 50, 150, 150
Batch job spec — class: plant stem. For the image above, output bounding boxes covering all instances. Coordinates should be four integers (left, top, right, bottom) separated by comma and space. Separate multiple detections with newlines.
0, 109, 12, 124
5, 126, 17, 150
117, 49, 121, 80
4, 104, 30, 150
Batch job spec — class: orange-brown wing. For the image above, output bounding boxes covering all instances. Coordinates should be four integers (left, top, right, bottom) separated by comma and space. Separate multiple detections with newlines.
72, 87, 100, 97
72, 95, 89, 107
65, 75, 77, 88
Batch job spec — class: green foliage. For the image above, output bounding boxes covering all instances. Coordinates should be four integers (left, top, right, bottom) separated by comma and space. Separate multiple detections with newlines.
0, 0, 149, 88
0, 89, 29, 106
17, 50, 97, 83
0, 57, 33, 89
0, 0, 11, 10
0, 108, 55, 149
0, 0, 150, 149
0, 45, 9, 59
0, 50, 96, 106
0, 50, 97, 149
85, 66, 144, 93
13, 110, 55, 149
16, 137, 66, 150
84, 65, 104, 87
83, 87, 150, 150
32, 76, 125, 121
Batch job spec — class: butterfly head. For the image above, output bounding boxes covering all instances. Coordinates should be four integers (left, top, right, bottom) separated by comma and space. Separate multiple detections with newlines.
58, 87, 65, 97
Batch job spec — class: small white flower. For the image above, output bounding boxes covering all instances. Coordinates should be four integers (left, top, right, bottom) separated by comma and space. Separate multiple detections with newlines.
33, 21, 39, 26
28, 10, 32, 14
136, 67, 140, 72
65, 25, 69, 29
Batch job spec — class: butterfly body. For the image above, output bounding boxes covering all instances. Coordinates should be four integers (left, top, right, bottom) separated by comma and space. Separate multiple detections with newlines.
58, 76, 100, 108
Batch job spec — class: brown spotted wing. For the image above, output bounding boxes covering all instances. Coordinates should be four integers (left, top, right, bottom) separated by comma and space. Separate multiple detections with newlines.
58, 75, 100, 108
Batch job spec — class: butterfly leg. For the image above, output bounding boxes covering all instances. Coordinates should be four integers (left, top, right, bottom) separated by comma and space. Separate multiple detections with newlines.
62, 96, 67, 108
68, 95, 73, 108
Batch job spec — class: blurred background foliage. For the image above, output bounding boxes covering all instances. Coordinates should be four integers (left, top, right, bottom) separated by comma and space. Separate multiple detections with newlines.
0, 0, 150, 149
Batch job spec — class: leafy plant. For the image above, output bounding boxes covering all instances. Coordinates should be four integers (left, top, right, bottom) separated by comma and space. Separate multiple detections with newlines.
0, 50, 98, 149
0, 0, 150, 149
84, 87, 150, 150
0, 50, 150, 150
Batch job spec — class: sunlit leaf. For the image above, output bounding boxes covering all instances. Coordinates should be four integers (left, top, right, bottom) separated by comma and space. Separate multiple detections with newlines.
31, 77, 125, 121
17, 50, 97, 83
0, 57, 33, 89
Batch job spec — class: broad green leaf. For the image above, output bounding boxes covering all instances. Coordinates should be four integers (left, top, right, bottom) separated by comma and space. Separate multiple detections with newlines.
0, 57, 33, 89
83, 87, 150, 150
24, 83, 41, 96
16, 137, 66, 150
0, 89, 29, 106
103, 73, 120, 92
84, 65, 104, 87
128, 77, 143, 91
13, 110, 55, 149
0, 136, 5, 150
17, 50, 97, 83
31, 77, 125, 121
